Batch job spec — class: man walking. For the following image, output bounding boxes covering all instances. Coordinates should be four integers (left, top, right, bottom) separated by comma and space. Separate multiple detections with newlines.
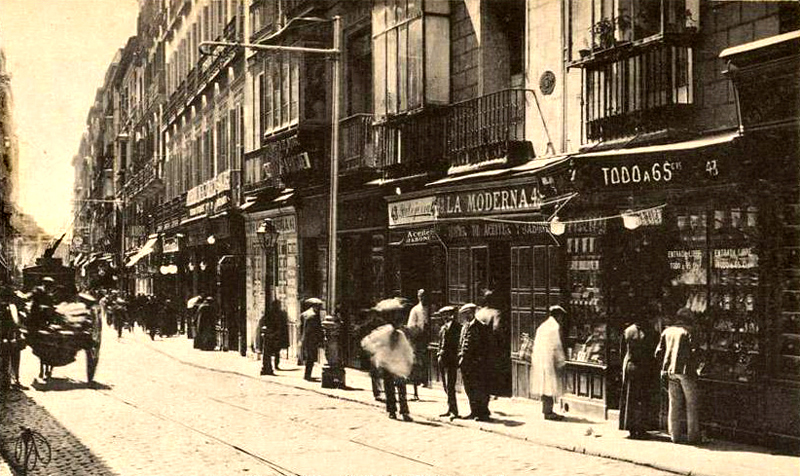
300, 298, 324, 381
656, 307, 701, 444
531, 305, 567, 420
436, 306, 461, 418
459, 302, 492, 421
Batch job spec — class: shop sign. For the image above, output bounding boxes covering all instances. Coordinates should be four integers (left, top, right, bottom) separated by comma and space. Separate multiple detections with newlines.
163, 237, 180, 254
405, 228, 435, 244
601, 161, 677, 187
274, 214, 297, 234
713, 248, 758, 269
443, 221, 549, 240
565, 217, 607, 235
389, 196, 437, 227
582, 154, 731, 190
188, 202, 211, 217
668, 249, 704, 271
637, 207, 663, 227
187, 170, 233, 208
436, 185, 545, 218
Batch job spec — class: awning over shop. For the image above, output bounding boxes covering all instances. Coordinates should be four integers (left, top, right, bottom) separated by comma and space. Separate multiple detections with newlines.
126, 236, 159, 268
570, 131, 741, 191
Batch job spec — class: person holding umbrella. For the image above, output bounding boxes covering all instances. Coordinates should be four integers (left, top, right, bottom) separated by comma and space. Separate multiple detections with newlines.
300, 298, 324, 381
362, 297, 415, 421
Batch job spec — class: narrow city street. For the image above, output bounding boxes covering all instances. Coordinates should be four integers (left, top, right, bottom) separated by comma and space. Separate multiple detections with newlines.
0, 323, 676, 476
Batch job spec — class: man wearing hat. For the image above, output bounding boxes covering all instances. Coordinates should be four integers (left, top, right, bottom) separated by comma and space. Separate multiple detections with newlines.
531, 305, 568, 420
299, 298, 324, 381
436, 305, 461, 418
459, 302, 492, 421
655, 307, 701, 444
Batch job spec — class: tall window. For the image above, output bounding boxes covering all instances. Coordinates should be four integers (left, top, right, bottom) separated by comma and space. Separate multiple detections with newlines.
372, 0, 449, 118
346, 29, 373, 116
261, 52, 299, 136
216, 116, 228, 173
569, 0, 700, 61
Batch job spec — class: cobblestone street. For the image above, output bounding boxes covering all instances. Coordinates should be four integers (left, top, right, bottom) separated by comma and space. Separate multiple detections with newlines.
0, 324, 679, 475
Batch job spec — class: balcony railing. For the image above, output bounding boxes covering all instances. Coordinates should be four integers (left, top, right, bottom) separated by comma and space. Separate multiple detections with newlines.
447, 89, 529, 169
339, 114, 374, 174
123, 160, 163, 201
583, 41, 694, 142
374, 109, 447, 176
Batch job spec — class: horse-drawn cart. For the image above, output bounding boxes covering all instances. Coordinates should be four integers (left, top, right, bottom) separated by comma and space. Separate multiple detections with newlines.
21, 256, 102, 382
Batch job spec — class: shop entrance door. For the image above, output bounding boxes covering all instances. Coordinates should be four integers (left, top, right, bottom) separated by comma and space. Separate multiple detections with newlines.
510, 244, 563, 398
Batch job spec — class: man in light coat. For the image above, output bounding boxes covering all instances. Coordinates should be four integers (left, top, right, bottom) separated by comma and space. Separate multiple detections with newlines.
655, 307, 701, 444
531, 305, 567, 420
406, 289, 430, 398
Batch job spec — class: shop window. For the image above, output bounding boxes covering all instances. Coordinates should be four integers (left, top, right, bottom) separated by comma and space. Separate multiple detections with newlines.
667, 203, 762, 383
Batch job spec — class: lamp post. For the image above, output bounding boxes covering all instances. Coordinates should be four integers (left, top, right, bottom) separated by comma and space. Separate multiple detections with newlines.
257, 218, 279, 358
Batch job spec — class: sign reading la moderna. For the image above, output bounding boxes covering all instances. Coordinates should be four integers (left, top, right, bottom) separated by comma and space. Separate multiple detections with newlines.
389, 184, 549, 227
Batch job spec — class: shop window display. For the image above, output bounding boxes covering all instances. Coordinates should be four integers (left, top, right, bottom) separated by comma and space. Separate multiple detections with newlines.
670, 203, 762, 383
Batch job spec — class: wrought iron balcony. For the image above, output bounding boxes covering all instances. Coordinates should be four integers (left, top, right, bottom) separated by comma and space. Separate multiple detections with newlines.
339, 114, 374, 174
123, 160, 164, 202
447, 88, 531, 171
579, 40, 695, 142
373, 109, 448, 177
155, 193, 186, 230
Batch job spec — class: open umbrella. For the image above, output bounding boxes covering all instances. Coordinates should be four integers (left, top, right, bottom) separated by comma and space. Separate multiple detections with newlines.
372, 297, 409, 313
186, 295, 203, 309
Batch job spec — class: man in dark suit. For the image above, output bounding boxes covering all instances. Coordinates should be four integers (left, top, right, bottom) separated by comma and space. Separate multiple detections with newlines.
300, 298, 324, 381
436, 306, 461, 418
458, 302, 493, 421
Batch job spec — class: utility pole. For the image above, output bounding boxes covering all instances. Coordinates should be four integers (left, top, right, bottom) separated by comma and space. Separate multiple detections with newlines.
200, 17, 342, 315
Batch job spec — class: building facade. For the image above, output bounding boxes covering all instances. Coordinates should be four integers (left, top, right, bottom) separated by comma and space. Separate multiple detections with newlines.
72, 0, 800, 447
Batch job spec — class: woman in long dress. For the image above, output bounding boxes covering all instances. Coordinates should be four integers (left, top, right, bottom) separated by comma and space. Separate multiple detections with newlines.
619, 317, 659, 439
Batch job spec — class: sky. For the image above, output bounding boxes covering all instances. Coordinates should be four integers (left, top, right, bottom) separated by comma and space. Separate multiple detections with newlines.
0, 0, 140, 235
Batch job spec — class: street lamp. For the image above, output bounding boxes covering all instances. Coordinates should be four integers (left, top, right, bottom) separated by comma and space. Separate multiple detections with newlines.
256, 217, 279, 304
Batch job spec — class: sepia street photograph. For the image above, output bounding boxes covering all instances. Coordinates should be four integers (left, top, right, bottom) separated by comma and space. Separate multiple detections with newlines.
0, 0, 799, 474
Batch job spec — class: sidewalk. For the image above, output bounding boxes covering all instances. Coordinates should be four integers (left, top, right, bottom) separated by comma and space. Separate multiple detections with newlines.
135, 331, 799, 476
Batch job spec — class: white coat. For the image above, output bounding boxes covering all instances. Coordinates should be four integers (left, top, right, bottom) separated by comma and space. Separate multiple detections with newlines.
530, 317, 566, 398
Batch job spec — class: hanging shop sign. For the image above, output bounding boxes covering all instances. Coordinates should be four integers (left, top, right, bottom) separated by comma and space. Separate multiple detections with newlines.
389, 196, 437, 227
163, 237, 180, 254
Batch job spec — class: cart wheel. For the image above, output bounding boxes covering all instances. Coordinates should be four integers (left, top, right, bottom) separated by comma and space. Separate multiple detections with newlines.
87, 308, 102, 382
86, 346, 99, 382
